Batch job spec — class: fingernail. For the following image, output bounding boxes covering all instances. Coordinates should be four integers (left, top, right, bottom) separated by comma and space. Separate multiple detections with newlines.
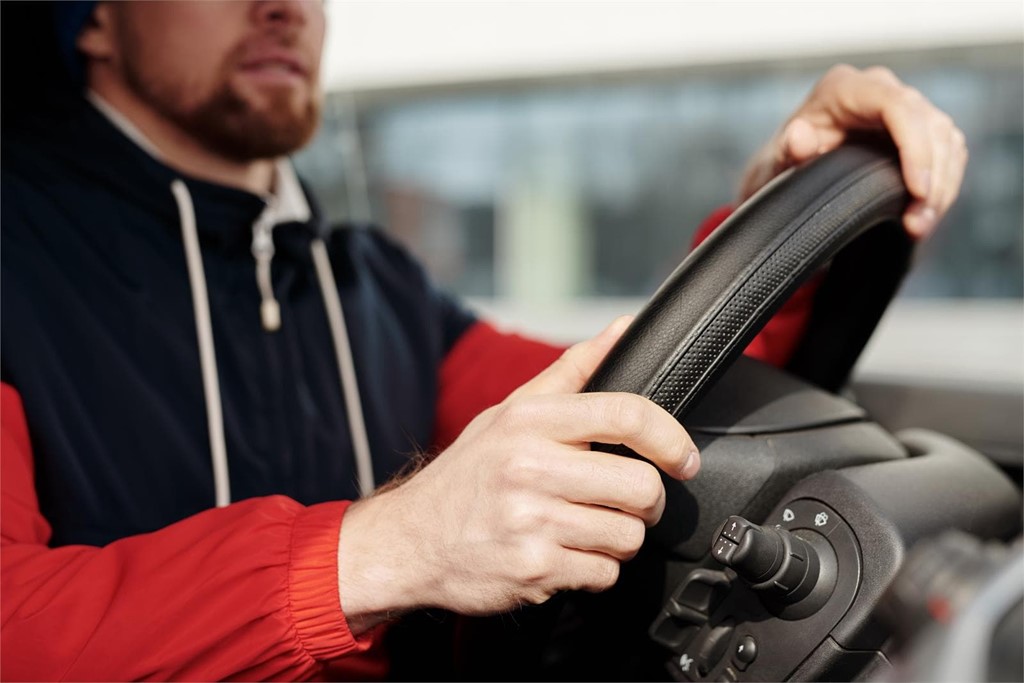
782, 120, 798, 146
906, 205, 937, 237
780, 120, 805, 160
680, 448, 700, 478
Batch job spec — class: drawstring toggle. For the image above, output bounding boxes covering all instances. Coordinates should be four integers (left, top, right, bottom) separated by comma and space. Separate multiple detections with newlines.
251, 210, 281, 332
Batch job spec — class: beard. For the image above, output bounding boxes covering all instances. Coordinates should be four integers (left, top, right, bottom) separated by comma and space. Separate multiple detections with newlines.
174, 84, 321, 162
122, 41, 321, 162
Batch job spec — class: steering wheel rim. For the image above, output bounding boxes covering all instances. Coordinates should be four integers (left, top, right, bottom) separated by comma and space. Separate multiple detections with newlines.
583, 138, 914, 422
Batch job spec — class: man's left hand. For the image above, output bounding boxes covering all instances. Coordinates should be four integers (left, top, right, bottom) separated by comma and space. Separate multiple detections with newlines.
738, 64, 968, 239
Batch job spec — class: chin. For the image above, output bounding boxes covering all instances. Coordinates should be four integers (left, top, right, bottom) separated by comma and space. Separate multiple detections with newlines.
184, 87, 321, 161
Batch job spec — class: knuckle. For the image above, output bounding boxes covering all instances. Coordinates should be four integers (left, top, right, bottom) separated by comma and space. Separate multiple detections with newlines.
517, 543, 556, 584
926, 111, 954, 136
825, 63, 856, 82
865, 65, 899, 84
609, 396, 649, 441
504, 452, 545, 489
520, 587, 553, 607
493, 399, 539, 434
885, 94, 920, 121
470, 403, 503, 431
952, 127, 967, 148
619, 517, 647, 558
491, 402, 519, 431
629, 465, 664, 515
592, 559, 620, 591
504, 497, 542, 533
896, 87, 925, 111
554, 347, 590, 387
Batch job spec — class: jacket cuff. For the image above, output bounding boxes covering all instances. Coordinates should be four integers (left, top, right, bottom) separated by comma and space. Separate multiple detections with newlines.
288, 500, 377, 661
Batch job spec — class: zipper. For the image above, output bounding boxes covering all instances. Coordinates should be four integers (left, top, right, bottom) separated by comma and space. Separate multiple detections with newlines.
251, 206, 281, 332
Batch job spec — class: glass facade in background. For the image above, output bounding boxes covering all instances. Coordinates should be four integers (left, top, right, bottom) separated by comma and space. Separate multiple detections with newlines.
295, 44, 1023, 304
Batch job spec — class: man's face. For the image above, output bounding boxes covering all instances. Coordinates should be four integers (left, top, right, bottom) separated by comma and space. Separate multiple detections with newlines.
101, 1, 326, 161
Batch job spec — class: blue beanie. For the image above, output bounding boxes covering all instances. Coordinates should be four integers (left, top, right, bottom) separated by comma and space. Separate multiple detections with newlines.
53, 0, 99, 84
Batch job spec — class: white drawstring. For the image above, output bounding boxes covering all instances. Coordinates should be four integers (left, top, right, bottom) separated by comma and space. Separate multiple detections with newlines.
311, 238, 376, 496
251, 206, 282, 332
170, 180, 376, 505
171, 180, 231, 508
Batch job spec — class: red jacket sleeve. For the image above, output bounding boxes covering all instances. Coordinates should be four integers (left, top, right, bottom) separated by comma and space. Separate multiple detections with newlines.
433, 322, 564, 449
0, 383, 384, 682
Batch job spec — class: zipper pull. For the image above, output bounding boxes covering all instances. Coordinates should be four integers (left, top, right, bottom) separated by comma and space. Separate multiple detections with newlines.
251, 214, 281, 332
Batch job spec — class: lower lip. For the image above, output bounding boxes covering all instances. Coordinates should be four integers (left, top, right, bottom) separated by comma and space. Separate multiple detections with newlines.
238, 65, 307, 87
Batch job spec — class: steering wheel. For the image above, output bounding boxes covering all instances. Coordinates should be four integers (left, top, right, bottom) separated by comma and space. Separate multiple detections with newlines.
583, 137, 913, 412
404, 141, 1020, 682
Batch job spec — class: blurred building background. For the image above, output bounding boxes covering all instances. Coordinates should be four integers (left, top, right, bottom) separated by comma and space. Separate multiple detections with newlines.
295, 0, 1023, 396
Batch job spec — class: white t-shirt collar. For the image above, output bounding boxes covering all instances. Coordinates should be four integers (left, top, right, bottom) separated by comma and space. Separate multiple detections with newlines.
87, 90, 311, 225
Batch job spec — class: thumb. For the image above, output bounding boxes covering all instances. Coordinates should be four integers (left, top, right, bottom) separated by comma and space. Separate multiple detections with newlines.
511, 315, 634, 398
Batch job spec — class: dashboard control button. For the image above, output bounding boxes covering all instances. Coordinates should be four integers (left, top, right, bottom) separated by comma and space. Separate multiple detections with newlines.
734, 635, 758, 671
676, 568, 731, 614
722, 516, 752, 544
678, 652, 695, 675
716, 666, 738, 682
713, 536, 739, 563
651, 617, 699, 651
772, 499, 840, 537
695, 620, 735, 676
650, 569, 731, 651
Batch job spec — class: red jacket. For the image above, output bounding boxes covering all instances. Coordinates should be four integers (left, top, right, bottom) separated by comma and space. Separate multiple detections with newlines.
0, 208, 813, 681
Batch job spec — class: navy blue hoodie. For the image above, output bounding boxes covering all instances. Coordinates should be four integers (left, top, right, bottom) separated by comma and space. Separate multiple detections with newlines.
1, 94, 476, 547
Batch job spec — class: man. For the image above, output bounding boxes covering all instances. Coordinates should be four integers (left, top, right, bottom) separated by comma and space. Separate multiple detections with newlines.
0, 1, 966, 680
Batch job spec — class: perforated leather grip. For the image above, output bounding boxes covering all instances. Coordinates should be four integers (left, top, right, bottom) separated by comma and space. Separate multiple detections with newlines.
583, 141, 912, 421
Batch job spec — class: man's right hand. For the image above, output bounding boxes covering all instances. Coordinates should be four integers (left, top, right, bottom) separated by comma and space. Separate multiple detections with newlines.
336, 316, 701, 633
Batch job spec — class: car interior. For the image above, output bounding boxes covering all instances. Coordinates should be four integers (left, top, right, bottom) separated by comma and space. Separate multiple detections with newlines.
387, 141, 1023, 683
3, 4, 1019, 682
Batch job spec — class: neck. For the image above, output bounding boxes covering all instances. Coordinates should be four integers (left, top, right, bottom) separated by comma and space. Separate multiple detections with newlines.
88, 75, 275, 195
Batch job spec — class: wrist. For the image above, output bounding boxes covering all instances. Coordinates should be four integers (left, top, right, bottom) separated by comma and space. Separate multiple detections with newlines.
336, 486, 445, 634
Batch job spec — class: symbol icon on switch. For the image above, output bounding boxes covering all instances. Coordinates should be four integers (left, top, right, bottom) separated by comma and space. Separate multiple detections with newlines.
814, 512, 829, 527
679, 654, 693, 672
782, 508, 795, 522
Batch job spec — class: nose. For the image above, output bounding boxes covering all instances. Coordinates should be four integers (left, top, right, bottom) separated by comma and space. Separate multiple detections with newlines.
252, 0, 319, 28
